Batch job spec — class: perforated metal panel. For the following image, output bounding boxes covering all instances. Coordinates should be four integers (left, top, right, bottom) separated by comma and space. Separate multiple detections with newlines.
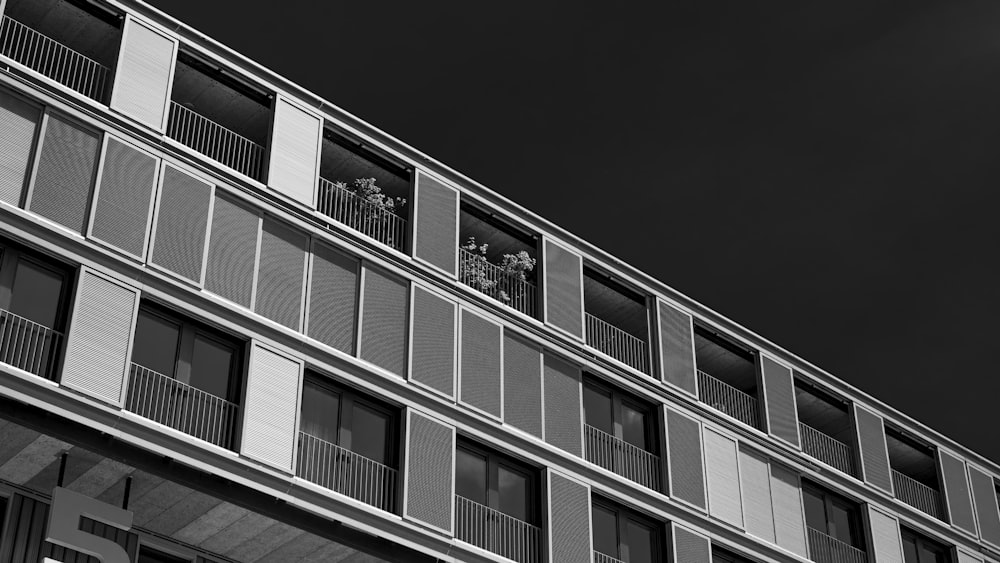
414, 173, 456, 273
503, 333, 543, 438
0, 89, 40, 205
854, 405, 893, 493
268, 97, 320, 206
543, 240, 583, 338
969, 466, 1000, 546
205, 194, 260, 308
868, 506, 904, 563
29, 114, 100, 233
255, 218, 307, 330
543, 354, 582, 456
769, 463, 807, 557
739, 448, 775, 543
149, 164, 212, 283
460, 309, 501, 417
704, 427, 743, 527
672, 524, 711, 563
360, 266, 409, 377
658, 300, 695, 394
667, 408, 705, 509
959, 550, 986, 563
62, 270, 138, 405
409, 286, 455, 397
760, 356, 799, 447
307, 242, 358, 353
404, 410, 454, 533
241, 344, 302, 472
940, 451, 977, 534
90, 138, 158, 257
110, 17, 176, 130
548, 471, 591, 563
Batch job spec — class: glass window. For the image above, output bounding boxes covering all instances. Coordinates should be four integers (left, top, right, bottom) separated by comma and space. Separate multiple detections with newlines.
9, 259, 64, 328
625, 519, 655, 563
592, 500, 662, 562
584, 385, 613, 434
901, 527, 951, 563
455, 441, 537, 524
621, 402, 647, 450
802, 482, 865, 550
802, 488, 827, 531
497, 465, 529, 521
137, 546, 189, 563
351, 403, 388, 464
584, 378, 656, 454
456, 448, 488, 504
300, 381, 339, 443
132, 311, 180, 378
189, 335, 233, 398
592, 504, 619, 558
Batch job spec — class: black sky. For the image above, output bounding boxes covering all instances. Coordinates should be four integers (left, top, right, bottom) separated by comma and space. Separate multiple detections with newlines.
146, 0, 1000, 462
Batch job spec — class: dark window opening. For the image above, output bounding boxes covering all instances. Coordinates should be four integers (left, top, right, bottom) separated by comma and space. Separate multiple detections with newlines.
583, 376, 661, 491
583, 267, 651, 374
694, 325, 762, 430
885, 426, 943, 519
592, 497, 663, 563
802, 480, 867, 559
712, 544, 757, 563
137, 545, 190, 563
901, 527, 951, 563
795, 380, 857, 477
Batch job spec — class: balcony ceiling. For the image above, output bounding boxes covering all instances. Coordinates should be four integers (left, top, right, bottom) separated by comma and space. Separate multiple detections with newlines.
885, 431, 939, 487
171, 60, 272, 146
320, 138, 411, 202
5, 0, 121, 68
694, 331, 757, 393
583, 275, 648, 339
794, 387, 852, 443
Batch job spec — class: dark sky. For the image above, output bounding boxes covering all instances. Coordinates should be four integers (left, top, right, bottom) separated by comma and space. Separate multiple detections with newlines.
146, 0, 1000, 463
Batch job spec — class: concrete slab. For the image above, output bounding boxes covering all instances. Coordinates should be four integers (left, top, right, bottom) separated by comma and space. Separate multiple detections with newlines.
225, 522, 303, 562
98, 468, 164, 507
300, 542, 359, 563
0, 434, 70, 484
24, 446, 102, 491
172, 502, 250, 545
254, 532, 329, 563
0, 423, 41, 465
131, 479, 196, 527
199, 512, 276, 555
67, 458, 135, 498
144, 489, 222, 536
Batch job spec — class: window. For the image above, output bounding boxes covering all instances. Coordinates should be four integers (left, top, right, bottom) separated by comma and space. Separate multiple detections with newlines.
802, 482, 865, 552
583, 378, 661, 490
137, 546, 190, 563
713, 545, 756, 563
592, 498, 662, 563
901, 528, 952, 563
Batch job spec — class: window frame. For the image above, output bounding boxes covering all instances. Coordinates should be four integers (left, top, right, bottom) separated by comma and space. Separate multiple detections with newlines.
455, 439, 539, 525
591, 497, 663, 563
583, 377, 658, 454
0, 244, 73, 331
900, 527, 953, 563
802, 481, 865, 550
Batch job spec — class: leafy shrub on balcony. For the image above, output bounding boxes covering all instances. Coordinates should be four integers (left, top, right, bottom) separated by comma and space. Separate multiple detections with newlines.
459, 236, 536, 304
332, 177, 406, 217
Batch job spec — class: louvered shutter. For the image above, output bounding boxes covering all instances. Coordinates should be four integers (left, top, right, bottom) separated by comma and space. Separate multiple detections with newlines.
28, 114, 101, 233
667, 408, 705, 509
969, 465, 1000, 546
409, 286, 455, 397
760, 355, 799, 447
241, 343, 302, 472
110, 16, 177, 131
503, 333, 543, 438
307, 242, 359, 353
543, 239, 583, 339
740, 448, 776, 543
403, 410, 454, 534
657, 299, 696, 395
255, 218, 308, 330
543, 354, 582, 456
359, 266, 409, 377
268, 97, 321, 206
671, 523, 711, 563
413, 170, 456, 272
939, 450, 978, 534
547, 470, 591, 563
704, 427, 743, 527
459, 308, 502, 417
0, 88, 41, 205
148, 164, 212, 283
770, 463, 807, 557
868, 505, 904, 563
89, 137, 159, 258
854, 404, 893, 494
205, 193, 260, 308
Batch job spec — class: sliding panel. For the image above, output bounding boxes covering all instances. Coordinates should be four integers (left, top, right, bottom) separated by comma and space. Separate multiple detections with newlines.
739, 448, 776, 543
543, 354, 582, 456
28, 114, 101, 233
459, 308, 502, 418
854, 404, 893, 494
940, 450, 977, 535
241, 343, 302, 472
0, 88, 41, 205
543, 239, 583, 339
89, 138, 159, 258
307, 242, 359, 353
657, 299, 696, 395
409, 286, 455, 397
204, 193, 260, 308
255, 218, 308, 330
503, 333, 543, 438
268, 96, 321, 206
671, 523, 711, 563
704, 427, 743, 527
403, 410, 454, 534
769, 463, 807, 557
359, 266, 409, 377
110, 16, 177, 131
760, 354, 799, 447
969, 465, 1000, 546
413, 171, 457, 272
547, 470, 591, 563
667, 407, 705, 510
148, 164, 212, 283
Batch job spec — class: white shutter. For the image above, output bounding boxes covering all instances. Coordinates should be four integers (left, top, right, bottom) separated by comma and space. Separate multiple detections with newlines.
704, 427, 743, 527
110, 16, 177, 131
267, 96, 321, 206
868, 505, 904, 563
241, 343, 303, 472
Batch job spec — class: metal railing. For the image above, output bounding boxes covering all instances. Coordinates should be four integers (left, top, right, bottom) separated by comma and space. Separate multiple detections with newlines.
0, 16, 110, 102
455, 496, 541, 563
166, 101, 266, 181
697, 369, 762, 430
0, 309, 62, 380
807, 527, 868, 563
892, 469, 943, 519
585, 313, 649, 374
297, 432, 397, 513
593, 551, 625, 563
584, 424, 661, 491
317, 177, 407, 251
125, 363, 238, 449
458, 247, 537, 317
800, 422, 857, 477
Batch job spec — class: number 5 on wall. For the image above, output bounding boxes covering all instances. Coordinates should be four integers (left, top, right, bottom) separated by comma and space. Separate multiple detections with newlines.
45, 486, 134, 563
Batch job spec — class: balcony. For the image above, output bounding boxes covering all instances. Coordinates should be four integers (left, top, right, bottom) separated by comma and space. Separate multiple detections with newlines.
594, 552, 625, 563
458, 247, 537, 317
807, 527, 868, 563
0, 308, 63, 380
585, 313, 650, 374
124, 363, 238, 449
317, 177, 407, 251
167, 101, 266, 181
583, 270, 650, 375
892, 469, 943, 520
584, 424, 661, 491
455, 495, 541, 563
800, 422, 857, 477
297, 431, 397, 513
697, 369, 762, 430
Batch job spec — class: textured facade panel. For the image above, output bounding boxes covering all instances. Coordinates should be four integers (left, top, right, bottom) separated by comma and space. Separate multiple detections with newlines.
241, 344, 301, 472
255, 218, 307, 330
704, 427, 743, 527
548, 471, 591, 563
414, 173, 456, 273
503, 334, 543, 438
769, 463, 807, 557
668, 408, 705, 509
543, 354, 582, 456
110, 18, 176, 130
940, 451, 978, 534
149, 164, 212, 282
459, 309, 502, 417
658, 300, 695, 394
29, 114, 101, 233
543, 240, 583, 339
868, 506, 904, 563
409, 286, 455, 397
0, 89, 40, 205
672, 524, 711, 563
307, 242, 358, 353
90, 138, 158, 257
854, 405, 893, 493
62, 270, 138, 405
404, 411, 454, 533
359, 266, 409, 377
760, 356, 799, 447
205, 194, 260, 308
959, 550, 986, 563
969, 466, 1000, 546
739, 448, 776, 543
268, 98, 320, 206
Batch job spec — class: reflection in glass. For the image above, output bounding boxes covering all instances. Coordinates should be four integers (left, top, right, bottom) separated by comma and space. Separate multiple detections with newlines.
456, 448, 487, 504
498, 465, 528, 520
132, 311, 180, 377
189, 335, 233, 398
351, 403, 388, 463
9, 260, 63, 328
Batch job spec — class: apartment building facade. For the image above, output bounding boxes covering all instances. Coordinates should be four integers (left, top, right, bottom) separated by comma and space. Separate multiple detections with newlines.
0, 1, 996, 562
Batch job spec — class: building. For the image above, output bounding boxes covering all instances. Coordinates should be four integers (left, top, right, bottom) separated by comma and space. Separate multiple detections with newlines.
0, 0, 995, 562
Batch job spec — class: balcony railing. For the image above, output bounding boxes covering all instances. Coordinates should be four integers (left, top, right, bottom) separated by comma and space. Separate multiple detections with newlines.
317, 177, 407, 251
124, 363, 238, 449
166, 101, 266, 181
584, 424, 661, 491
455, 496, 541, 563
585, 313, 649, 374
297, 431, 397, 513
593, 552, 625, 563
800, 422, 857, 477
0, 309, 62, 380
807, 527, 868, 563
891, 468, 943, 519
697, 369, 762, 430
0, 15, 110, 102
458, 247, 537, 317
